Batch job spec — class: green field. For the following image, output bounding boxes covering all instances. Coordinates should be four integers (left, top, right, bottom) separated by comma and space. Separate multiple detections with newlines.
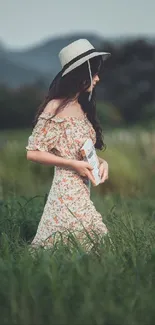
0, 127, 155, 324
0, 126, 155, 198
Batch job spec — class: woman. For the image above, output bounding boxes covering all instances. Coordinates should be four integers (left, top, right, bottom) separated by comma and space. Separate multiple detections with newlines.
26, 39, 111, 250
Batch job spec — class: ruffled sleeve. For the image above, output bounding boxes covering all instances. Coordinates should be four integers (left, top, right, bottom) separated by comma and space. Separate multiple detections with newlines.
25, 113, 60, 152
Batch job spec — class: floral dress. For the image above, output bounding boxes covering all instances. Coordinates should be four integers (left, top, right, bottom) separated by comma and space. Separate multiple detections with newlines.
25, 111, 108, 250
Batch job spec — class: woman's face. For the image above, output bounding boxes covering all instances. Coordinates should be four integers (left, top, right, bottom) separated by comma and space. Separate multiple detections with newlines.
86, 74, 100, 92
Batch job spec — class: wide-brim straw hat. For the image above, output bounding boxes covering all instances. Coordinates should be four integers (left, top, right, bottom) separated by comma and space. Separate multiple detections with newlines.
59, 38, 111, 77
58, 38, 111, 101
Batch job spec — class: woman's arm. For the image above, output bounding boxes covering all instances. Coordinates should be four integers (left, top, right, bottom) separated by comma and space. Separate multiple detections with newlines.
27, 150, 75, 169
26, 150, 96, 185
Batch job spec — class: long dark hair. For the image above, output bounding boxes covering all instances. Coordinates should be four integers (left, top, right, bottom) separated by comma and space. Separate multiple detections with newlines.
33, 55, 106, 151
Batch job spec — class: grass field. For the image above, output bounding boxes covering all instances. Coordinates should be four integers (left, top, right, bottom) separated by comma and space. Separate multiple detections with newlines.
0, 127, 155, 324
0, 193, 155, 324
1, 126, 155, 198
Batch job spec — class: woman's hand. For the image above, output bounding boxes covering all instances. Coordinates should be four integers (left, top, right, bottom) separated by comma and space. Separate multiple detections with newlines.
98, 159, 109, 183
72, 160, 96, 186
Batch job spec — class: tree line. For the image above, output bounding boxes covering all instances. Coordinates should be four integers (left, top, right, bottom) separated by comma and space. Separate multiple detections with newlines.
0, 38, 155, 129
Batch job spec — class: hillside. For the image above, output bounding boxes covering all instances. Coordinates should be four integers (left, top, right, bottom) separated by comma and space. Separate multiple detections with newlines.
0, 33, 104, 87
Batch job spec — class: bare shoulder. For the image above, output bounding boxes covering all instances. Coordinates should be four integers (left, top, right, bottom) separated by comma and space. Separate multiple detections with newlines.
43, 99, 61, 115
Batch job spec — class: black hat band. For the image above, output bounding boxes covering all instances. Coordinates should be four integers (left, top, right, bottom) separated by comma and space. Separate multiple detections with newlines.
61, 49, 97, 73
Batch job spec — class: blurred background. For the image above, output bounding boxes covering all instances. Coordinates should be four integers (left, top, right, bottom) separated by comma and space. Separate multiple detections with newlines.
0, 0, 155, 200
1, 3, 155, 322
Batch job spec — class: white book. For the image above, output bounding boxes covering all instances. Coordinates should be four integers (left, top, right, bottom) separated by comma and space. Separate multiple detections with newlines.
80, 138, 101, 186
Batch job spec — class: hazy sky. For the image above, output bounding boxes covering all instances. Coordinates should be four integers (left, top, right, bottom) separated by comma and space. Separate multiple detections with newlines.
1, 0, 155, 49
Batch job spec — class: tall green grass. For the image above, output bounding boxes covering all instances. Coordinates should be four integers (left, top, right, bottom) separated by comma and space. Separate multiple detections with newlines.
1, 127, 155, 324
0, 194, 155, 324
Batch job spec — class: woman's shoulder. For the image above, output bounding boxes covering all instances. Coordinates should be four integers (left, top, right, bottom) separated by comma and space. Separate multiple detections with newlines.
39, 99, 65, 123
43, 99, 61, 115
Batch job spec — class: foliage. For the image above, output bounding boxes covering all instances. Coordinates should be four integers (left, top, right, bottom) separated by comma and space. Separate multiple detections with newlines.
0, 38, 155, 129
0, 85, 43, 129
98, 38, 155, 124
0, 193, 155, 324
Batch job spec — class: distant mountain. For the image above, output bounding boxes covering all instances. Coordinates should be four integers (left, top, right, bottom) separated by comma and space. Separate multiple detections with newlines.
0, 33, 105, 88
0, 32, 154, 88
0, 56, 49, 88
